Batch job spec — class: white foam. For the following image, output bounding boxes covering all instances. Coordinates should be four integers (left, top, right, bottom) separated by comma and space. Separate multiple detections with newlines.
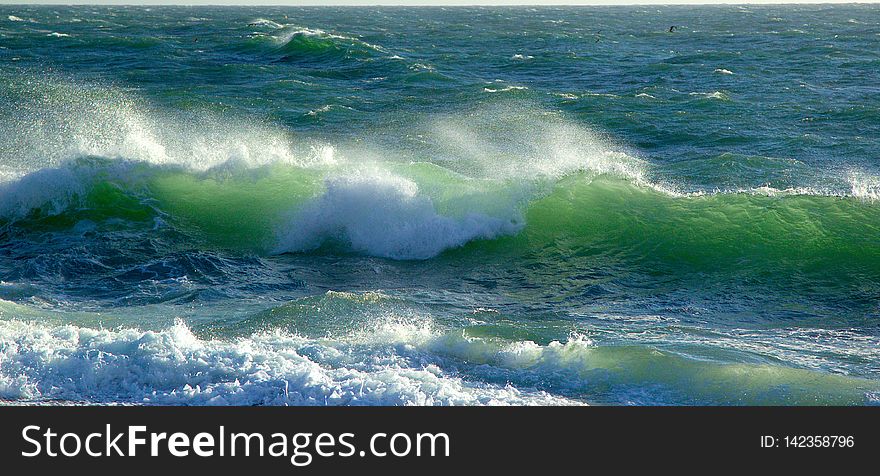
689, 91, 730, 100
483, 85, 528, 93
0, 318, 577, 406
274, 169, 522, 259
410, 62, 435, 72
248, 18, 283, 29
305, 104, 354, 117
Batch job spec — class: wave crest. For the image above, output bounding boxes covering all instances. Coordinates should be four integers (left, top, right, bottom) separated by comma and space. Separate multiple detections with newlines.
274, 169, 523, 260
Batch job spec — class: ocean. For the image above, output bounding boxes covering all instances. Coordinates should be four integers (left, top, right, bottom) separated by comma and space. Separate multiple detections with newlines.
1, 4, 879, 405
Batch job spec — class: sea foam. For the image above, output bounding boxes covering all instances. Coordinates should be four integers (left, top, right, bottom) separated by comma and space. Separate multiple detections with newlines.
2, 311, 876, 406
0, 317, 577, 406
274, 169, 522, 260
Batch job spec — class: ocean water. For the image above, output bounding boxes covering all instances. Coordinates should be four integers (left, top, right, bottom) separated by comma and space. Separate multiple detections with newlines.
1, 5, 880, 406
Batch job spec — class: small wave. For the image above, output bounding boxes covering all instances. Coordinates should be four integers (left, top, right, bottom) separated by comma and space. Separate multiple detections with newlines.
483, 85, 528, 93
305, 104, 354, 117
409, 62, 435, 72
273, 26, 386, 56
7, 15, 24, 22
248, 18, 283, 29
689, 90, 730, 101
713, 68, 734, 75
581, 91, 620, 99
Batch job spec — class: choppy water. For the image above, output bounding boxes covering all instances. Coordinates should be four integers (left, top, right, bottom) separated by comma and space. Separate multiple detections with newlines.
1, 5, 880, 405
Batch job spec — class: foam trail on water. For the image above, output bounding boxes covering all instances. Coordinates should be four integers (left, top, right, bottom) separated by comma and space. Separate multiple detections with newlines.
248, 18, 284, 29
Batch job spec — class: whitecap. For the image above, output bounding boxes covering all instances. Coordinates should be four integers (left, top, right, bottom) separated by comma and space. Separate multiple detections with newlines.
689, 91, 729, 100
248, 18, 283, 29
483, 85, 528, 93
274, 169, 523, 260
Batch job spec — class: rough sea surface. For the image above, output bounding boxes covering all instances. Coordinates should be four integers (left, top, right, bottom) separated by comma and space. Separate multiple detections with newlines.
2, 5, 880, 405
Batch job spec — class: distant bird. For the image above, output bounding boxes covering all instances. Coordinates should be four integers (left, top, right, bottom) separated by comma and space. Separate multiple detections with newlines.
669, 26, 677, 33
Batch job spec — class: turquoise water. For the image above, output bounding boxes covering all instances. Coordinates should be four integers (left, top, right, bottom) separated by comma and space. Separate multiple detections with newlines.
1, 5, 880, 405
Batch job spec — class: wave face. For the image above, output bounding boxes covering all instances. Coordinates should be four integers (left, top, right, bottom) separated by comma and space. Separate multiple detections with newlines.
3, 5, 880, 406
4, 156, 880, 272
